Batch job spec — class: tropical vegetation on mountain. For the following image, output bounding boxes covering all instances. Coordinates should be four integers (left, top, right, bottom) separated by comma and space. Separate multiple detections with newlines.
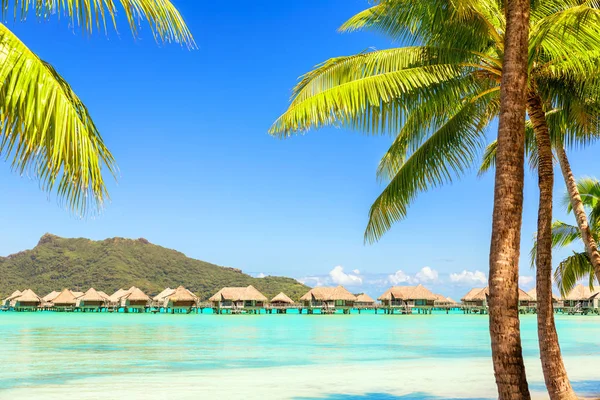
0, 234, 309, 301
270, 0, 600, 397
0, 0, 194, 216
552, 178, 600, 296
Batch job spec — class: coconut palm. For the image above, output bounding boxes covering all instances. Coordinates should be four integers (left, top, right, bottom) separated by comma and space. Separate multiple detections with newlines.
269, 0, 600, 397
0, 1, 194, 215
552, 177, 600, 295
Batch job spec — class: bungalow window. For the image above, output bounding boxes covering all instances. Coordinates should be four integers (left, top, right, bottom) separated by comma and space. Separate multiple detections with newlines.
335, 300, 344, 306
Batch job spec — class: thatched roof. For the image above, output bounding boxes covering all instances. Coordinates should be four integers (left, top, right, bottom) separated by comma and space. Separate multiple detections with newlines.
123, 287, 150, 302
98, 291, 110, 300
73, 292, 84, 298
52, 289, 78, 305
109, 289, 129, 302
433, 293, 447, 302
167, 286, 198, 302
460, 288, 485, 301
446, 297, 457, 304
355, 293, 375, 303
562, 284, 600, 301
461, 287, 532, 302
270, 292, 294, 303
378, 284, 437, 301
15, 289, 42, 303
80, 288, 107, 302
4, 290, 22, 302
209, 285, 268, 302
42, 291, 60, 302
153, 288, 173, 302
300, 286, 357, 302
526, 287, 559, 302
517, 288, 533, 301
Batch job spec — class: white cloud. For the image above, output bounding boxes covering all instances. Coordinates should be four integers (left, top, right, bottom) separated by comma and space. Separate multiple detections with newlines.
352, 269, 360, 275
519, 275, 534, 287
387, 270, 414, 285
256, 272, 266, 278
450, 270, 487, 285
415, 267, 438, 283
297, 276, 328, 287
329, 265, 363, 286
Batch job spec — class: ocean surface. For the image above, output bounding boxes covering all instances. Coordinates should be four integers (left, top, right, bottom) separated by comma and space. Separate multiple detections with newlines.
1, 311, 599, 399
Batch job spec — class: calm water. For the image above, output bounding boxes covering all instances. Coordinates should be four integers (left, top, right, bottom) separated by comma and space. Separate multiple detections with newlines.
1, 312, 599, 399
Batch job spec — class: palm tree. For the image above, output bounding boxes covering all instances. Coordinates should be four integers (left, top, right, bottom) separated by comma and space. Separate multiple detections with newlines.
0, 1, 194, 215
488, 0, 532, 397
269, 0, 599, 397
552, 177, 600, 295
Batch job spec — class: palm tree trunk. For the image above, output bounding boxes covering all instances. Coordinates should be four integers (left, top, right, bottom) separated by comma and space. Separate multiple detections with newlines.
527, 92, 577, 400
556, 145, 600, 283
488, 0, 531, 397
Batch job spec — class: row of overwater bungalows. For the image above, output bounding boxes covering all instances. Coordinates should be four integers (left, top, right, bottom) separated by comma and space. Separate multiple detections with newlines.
461, 284, 600, 314
3, 283, 600, 314
2, 284, 447, 313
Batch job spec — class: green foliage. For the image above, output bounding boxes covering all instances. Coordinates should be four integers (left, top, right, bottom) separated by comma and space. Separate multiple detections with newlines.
0, 234, 309, 301
550, 178, 600, 295
270, 0, 600, 243
0, 0, 193, 216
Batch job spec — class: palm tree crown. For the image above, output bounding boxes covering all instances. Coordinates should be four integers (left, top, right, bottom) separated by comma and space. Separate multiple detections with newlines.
270, 0, 600, 242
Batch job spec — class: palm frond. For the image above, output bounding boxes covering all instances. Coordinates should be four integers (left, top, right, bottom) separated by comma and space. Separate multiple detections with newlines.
0, 23, 117, 215
551, 220, 583, 248
364, 93, 498, 243
270, 63, 467, 137
554, 251, 596, 297
339, 0, 504, 52
1, 0, 194, 47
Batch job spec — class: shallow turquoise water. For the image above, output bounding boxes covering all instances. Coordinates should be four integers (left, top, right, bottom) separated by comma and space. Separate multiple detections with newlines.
1, 312, 599, 399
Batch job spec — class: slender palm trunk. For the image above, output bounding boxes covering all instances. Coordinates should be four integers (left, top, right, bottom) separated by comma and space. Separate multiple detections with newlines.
556, 145, 600, 283
488, 0, 531, 397
527, 92, 577, 400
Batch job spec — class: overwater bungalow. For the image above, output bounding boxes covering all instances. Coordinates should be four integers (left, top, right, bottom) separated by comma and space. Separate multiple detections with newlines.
434, 294, 459, 310
561, 284, 600, 314
2, 290, 22, 309
209, 285, 268, 314
160, 286, 199, 313
41, 290, 60, 309
269, 292, 295, 313
51, 289, 79, 310
12, 289, 42, 311
461, 287, 533, 314
108, 288, 129, 304
300, 286, 356, 314
461, 288, 486, 309
378, 284, 437, 314
526, 287, 561, 310
119, 287, 151, 312
77, 288, 108, 311
355, 293, 376, 307
152, 287, 173, 307
42, 291, 60, 303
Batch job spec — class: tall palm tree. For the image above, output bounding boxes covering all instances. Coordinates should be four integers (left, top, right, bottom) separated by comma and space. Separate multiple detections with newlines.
552, 177, 600, 295
489, 0, 532, 397
269, 0, 599, 397
0, 1, 194, 215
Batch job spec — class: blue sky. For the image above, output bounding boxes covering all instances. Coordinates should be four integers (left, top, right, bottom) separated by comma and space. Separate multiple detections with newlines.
0, 1, 598, 300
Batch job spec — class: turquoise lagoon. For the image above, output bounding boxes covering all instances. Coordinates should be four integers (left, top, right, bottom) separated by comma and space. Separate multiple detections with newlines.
1, 312, 599, 399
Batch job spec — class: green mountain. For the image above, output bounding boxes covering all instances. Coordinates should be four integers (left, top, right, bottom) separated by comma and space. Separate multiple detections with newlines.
0, 234, 309, 301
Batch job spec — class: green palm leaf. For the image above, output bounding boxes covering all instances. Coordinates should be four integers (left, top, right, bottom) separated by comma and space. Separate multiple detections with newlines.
0, 23, 116, 215
554, 251, 596, 297
364, 92, 499, 242
2, 0, 195, 47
